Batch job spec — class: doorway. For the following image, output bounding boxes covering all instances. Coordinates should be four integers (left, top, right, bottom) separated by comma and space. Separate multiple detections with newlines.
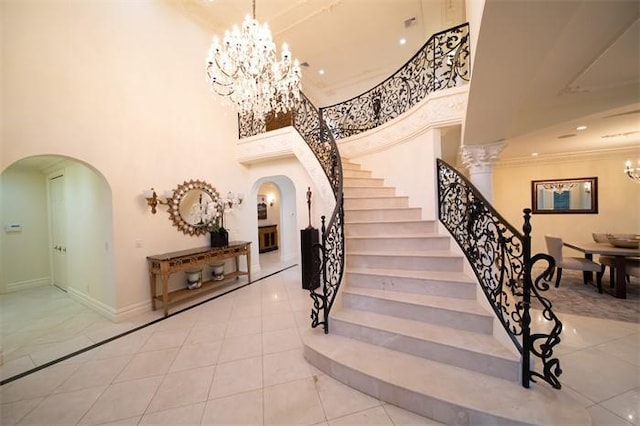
49, 171, 68, 291
254, 176, 298, 275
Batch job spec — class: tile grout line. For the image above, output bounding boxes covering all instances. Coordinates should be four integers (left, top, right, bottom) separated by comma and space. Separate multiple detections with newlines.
0, 264, 298, 387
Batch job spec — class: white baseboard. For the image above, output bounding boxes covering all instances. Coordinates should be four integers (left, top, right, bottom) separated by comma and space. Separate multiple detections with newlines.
4, 277, 51, 293
66, 287, 117, 320
66, 288, 155, 323
111, 300, 153, 322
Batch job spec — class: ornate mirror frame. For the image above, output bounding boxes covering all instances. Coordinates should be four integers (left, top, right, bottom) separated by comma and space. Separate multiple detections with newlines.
167, 179, 221, 236
531, 177, 598, 214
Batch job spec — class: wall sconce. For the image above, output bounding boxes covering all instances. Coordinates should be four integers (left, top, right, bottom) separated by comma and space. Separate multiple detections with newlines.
225, 192, 244, 209
143, 188, 173, 214
624, 160, 640, 183
267, 193, 276, 207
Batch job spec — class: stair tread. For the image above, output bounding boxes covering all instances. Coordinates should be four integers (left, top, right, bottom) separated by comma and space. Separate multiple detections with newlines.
346, 267, 475, 283
303, 329, 589, 426
333, 308, 515, 359
343, 286, 491, 317
345, 207, 421, 211
347, 249, 460, 258
344, 195, 408, 199
346, 233, 446, 239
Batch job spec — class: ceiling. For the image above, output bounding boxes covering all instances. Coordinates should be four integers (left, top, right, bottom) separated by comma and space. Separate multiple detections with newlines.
12, 0, 638, 173
168, 0, 463, 106
465, 0, 640, 161
168, 0, 639, 162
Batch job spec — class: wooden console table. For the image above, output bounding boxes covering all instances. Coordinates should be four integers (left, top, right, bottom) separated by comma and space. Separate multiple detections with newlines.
147, 241, 251, 316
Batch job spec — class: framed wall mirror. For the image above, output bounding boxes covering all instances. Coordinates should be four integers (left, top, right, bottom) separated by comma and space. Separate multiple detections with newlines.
531, 177, 598, 214
167, 179, 221, 235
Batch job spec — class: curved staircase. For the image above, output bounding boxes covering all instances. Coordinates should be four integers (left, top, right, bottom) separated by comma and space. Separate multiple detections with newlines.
303, 159, 591, 425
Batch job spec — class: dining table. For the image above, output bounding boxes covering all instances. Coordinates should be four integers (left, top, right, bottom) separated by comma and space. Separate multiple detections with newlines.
563, 241, 640, 299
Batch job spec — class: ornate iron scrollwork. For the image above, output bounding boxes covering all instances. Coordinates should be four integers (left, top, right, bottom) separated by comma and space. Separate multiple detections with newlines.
290, 95, 345, 334
238, 23, 470, 140
319, 23, 470, 140
437, 159, 562, 389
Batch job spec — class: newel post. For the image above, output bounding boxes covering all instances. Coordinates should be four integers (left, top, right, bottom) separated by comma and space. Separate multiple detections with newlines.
521, 208, 533, 387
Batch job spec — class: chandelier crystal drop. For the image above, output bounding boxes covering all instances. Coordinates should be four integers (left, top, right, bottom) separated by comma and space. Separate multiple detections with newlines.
206, 0, 302, 118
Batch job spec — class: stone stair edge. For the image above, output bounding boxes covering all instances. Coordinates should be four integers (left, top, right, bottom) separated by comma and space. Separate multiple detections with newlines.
345, 267, 475, 283
342, 286, 491, 316
303, 329, 590, 426
331, 308, 516, 360
346, 249, 461, 258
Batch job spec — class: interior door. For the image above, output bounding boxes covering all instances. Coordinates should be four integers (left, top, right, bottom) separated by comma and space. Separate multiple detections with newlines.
49, 173, 67, 290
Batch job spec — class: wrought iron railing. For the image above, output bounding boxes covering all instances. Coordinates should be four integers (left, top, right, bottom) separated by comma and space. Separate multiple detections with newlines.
319, 23, 470, 140
287, 93, 345, 333
437, 159, 562, 389
238, 23, 470, 140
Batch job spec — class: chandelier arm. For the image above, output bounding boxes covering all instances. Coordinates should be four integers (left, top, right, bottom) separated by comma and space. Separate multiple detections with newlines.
209, 57, 240, 80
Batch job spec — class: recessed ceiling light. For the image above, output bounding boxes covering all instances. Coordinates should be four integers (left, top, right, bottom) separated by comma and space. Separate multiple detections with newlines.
576, 125, 587, 131
531, 152, 539, 157
399, 38, 407, 45
318, 69, 325, 75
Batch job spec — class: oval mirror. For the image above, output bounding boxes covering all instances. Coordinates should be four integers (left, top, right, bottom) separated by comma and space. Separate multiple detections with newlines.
167, 179, 221, 236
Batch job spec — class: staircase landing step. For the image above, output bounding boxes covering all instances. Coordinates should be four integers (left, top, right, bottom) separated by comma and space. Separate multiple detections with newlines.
331, 308, 518, 380
303, 329, 590, 426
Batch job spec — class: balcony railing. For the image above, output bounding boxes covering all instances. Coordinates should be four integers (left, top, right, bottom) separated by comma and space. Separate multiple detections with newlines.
319, 23, 470, 140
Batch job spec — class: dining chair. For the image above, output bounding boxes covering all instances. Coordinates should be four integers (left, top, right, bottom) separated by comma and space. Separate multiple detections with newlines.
592, 233, 617, 287
545, 235, 604, 291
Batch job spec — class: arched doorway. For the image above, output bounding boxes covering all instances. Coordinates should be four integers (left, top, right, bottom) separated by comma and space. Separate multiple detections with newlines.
253, 176, 298, 275
0, 154, 114, 378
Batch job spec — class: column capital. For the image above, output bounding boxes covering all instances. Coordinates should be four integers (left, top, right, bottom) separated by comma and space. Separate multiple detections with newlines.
460, 141, 506, 173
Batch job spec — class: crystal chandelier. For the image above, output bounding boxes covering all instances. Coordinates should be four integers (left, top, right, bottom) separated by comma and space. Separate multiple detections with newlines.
624, 160, 640, 182
206, 0, 302, 118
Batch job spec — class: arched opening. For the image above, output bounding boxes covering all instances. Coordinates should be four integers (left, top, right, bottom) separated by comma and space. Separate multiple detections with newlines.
0, 154, 114, 376
252, 176, 298, 275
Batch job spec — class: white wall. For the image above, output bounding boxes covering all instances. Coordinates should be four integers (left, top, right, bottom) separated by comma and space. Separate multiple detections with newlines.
349, 128, 443, 221
493, 149, 640, 256
1, 1, 332, 319
0, 166, 50, 291
64, 161, 114, 307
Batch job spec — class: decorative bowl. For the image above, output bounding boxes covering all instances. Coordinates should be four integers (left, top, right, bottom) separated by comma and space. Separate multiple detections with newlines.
609, 238, 640, 249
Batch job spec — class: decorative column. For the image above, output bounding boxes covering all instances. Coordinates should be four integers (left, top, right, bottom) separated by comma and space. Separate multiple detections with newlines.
460, 142, 505, 202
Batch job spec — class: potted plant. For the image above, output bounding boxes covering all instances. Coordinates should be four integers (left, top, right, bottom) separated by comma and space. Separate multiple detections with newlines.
206, 198, 228, 248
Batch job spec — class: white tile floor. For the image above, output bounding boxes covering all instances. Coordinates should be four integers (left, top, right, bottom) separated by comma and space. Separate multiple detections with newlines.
1, 252, 639, 425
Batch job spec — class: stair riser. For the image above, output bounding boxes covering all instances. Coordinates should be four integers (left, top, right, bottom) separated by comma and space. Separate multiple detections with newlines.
345, 272, 476, 299
344, 197, 409, 209
342, 293, 493, 334
346, 236, 449, 251
345, 221, 436, 236
346, 254, 462, 271
342, 162, 361, 171
344, 178, 385, 187
345, 208, 422, 222
331, 319, 519, 382
343, 169, 372, 179
303, 345, 526, 426
343, 187, 396, 197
